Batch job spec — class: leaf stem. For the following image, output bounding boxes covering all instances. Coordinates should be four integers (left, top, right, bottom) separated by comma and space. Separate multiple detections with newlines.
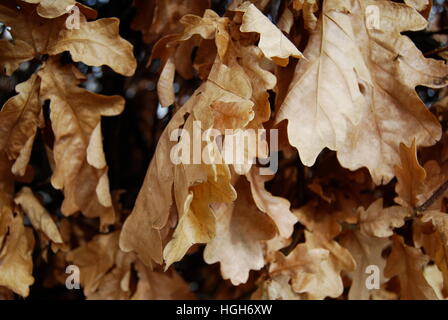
416, 179, 448, 213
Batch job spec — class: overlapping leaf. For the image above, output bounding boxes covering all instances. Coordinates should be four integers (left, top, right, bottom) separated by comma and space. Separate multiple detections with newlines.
278, 0, 448, 184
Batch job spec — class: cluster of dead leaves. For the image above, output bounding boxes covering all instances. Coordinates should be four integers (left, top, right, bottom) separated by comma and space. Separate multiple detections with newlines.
0, 0, 193, 299
1, 0, 448, 300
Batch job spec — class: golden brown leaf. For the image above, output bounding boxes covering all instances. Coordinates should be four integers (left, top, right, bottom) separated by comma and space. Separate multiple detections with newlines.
87, 249, 135, 300
48, 18, 137, 76
276, 0, 370, 167
119, 104, 191, 266
278, 0, 448, 184
204, 176, 276, 285
0, 74, 42, 176
132, 0, 210, 45
0, 2, 64, 54
414, 211, 448, 294
0, 214, 35, 297
270, 230, 355, 299
359, 199, 409, 238
132, 261, 195, 300
416, 160, 447, 211
0, 153, 14, 247
150, 9, 232, 107
394, 140, 426, 208
163, 148, 236, 268
38, 58, 123, 230
293, 0, 319, 31
67, 231, 119, 296
121, 41, 256, 267
294, 200, 342, 240
385, 234, 438, 299
337, 0, 446, 184
246, 168, 297, 238
14, 187, 62, 244
21, 0, 76, 19
0, 40, 34, 75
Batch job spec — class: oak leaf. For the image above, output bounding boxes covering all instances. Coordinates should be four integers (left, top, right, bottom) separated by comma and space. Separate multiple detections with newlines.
340, 230, 390, 300
121, 35, 257, 267
0, 214, 35, 297
131, 0, 210, 45
119, 104, 191, 266
203, 176, 276, 285
423, 264, 444, 299
270, 230, 354, 299
0, 73, 42, 176
87, 249, 135, 300
394, 140, 426, 208
163, 119, 236, 267
150, 10, 231, 107
416, 160, 448, 211
0, 40, 34, 75
359, 198, 409, 238
38, 58, 123, 230
0, 2, 65, 55
404, 0, 430, 11
414, 211, 448, 293
252, 274, 302, 300
66, 231, 119, 296
276, 0, 370, 166
21, 0, 76, 19
132, 261, 195, 300
236, 2, 304, 66
14, 187, 63, 244
292, 0, 319, 31
385, 234, 438, 299
270, 230, 355, 299
48, 18, 137, 77
278, 0, 448, 184
0, 154, 14, 247
337, 0, 447, 184
246, 168, 297, 238
294, 200, 342, 240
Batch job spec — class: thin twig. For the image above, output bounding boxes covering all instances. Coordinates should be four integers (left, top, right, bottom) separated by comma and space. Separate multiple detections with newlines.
416, 179, 448, 213
424, 46, 448, 57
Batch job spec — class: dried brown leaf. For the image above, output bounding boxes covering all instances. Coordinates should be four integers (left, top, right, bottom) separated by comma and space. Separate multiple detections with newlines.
48, 18, 137, 76
385, 234, 438, 299
14, 187, 62, 244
